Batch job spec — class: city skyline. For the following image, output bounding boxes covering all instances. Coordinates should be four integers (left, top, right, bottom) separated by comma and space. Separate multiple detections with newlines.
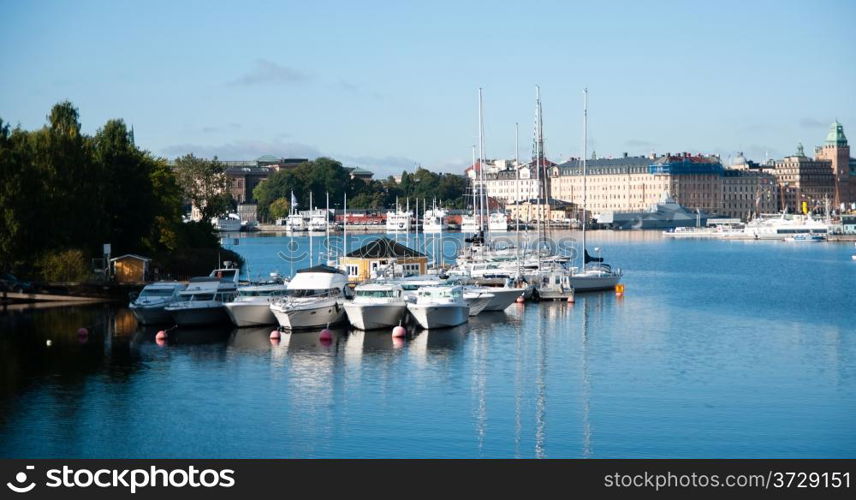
2, 0, 855, 177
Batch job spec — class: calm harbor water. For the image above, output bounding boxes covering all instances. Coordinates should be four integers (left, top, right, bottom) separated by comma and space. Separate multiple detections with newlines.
1, 231, 854, 458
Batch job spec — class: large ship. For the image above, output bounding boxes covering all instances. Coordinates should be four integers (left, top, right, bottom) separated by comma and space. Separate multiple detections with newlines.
595, 193, 712, 230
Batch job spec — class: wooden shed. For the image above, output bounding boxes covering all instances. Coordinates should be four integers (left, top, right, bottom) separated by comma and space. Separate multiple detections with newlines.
340, 237, 427, 282
110, 254, 151, 284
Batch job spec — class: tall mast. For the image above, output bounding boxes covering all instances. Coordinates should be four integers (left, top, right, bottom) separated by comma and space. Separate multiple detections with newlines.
534, 85, 542, 268
478, 87, 488, 240
471, 145, 478, 228
582, 88, 588, 267
515, 121, 521, 267
309, 191, 314, 266
343, 192, 347, 262
325, 191, 330, 264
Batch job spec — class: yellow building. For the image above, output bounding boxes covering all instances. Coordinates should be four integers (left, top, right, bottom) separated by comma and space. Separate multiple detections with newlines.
110, 254, 151, 284
340, 237, 428, 282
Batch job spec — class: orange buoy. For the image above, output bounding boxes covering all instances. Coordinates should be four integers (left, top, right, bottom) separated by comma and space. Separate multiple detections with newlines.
615, 283, 625, 297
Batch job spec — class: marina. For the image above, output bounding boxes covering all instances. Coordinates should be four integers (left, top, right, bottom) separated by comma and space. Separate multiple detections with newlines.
1, 230, 854, 458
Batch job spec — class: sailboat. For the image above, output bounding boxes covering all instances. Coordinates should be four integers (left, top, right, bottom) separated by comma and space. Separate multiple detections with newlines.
570, 89, 623, 291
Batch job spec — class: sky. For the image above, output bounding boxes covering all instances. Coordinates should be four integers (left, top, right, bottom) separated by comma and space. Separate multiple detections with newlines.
1, 0, 855, 177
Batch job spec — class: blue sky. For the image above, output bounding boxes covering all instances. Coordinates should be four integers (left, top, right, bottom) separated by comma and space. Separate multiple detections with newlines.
2, 0, 854, 177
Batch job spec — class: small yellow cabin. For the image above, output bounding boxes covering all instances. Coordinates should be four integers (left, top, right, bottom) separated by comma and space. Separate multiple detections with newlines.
110, 254, 151, 284
340, 237, 428, 283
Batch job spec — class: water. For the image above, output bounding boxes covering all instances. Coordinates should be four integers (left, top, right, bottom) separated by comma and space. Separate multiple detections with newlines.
1, 231, 854, 458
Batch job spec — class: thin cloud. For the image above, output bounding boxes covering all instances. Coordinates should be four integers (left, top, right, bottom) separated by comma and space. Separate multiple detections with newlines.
228, 59, 310, 87
160, 140, 322, 161
799, 118, 826, 129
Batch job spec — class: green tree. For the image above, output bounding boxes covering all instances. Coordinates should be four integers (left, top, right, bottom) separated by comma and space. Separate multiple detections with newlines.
268, 197, 290, 220
173, 154, 230, 221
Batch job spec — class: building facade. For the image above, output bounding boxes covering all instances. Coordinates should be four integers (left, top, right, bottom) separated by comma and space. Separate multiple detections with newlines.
766, 144, 835, 214
814, 120, 856, 209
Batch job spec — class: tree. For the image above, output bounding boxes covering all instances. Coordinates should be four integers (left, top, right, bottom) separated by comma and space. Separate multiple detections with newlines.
173, 154, 230, 221
268, 197, 290, 220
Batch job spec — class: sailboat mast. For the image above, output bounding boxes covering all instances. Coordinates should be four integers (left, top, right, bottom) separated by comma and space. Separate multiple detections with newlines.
535, 85, 542, 268
343, 193, 347, 262
582, 88, 588, 268
309, 191, 314, 266
478, 87, 488, 240
325, 191, 330, 263
515, 121, 521, 267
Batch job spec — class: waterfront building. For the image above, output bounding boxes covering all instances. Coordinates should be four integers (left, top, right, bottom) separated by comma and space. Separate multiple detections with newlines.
814, 120, 856, 209
506, 198, 583, 223
767, 144, 835, 214
469, 158, 556, 206
340, 237, 428, 282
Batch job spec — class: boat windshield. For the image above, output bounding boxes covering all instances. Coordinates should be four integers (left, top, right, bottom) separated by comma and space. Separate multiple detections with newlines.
356, 289, 396, 298
239, 289, 285, 297
140, 288, 175, 298
285, 288, 340, 298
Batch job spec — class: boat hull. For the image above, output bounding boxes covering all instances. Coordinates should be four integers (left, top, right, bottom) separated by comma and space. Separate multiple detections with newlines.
481, 288, 524, 311
271, 302, 345, 330
166, 303, 232, 327
130, 304, 173, 325
464, 294, 493, 316
407, 303, 469, 329
570, 273, 622, 292
343, 302, 408, 330
225, 302, 278, 327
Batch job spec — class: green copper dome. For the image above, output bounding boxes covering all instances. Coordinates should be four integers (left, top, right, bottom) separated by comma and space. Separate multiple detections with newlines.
825, 120, 847, 146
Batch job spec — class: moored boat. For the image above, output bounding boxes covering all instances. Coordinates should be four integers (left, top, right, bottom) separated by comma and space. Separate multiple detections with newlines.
270, 265, 349, 330
129, 282, 186, 324
225, 279, 289, 327
406, 285, 469, 329
343, 282, 408, 330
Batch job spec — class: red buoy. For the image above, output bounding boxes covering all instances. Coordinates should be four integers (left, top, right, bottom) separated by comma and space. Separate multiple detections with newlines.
392, 325, 406, 338
77, 327, 89, 337
319, 328, 333, 341
155, 330, 167, 341
269, 330, 281, 340
516, 295, 525, 304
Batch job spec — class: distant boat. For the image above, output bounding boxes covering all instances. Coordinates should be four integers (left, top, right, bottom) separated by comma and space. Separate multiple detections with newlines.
386, 209, 412, 234
212, 214, 242, 232
596, 192, 712, 230
488, 212, 508, 232
423, 208, 448, 234
784, 234, 826, 243
460, 214, 479, 234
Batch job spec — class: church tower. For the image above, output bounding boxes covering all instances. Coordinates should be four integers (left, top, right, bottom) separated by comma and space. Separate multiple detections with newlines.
815, 120, 852, 208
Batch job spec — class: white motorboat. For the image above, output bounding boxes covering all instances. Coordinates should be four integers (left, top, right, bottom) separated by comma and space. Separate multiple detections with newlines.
460, 214, 479, 234
270, 265, 349, 330
165, 266, 240, 326
488, 212, 508, 232
343, 282, 408, 330
406, 285, 469, 329
212, 214, 242, 232
784, 234, 826, 242
284, 213, 307, 232
423, 208, 448, 234
463, 289, 494, 316
464, 285, 523, 312
385, 209, 412, 234
723, 213, 829, 240
306, 209, 329, 232
532, 268, 575, 300
129, 282, 186, 324
225, 280, 289, 327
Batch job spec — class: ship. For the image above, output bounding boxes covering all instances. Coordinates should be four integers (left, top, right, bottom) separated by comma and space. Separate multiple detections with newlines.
594, 192, 713, 230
